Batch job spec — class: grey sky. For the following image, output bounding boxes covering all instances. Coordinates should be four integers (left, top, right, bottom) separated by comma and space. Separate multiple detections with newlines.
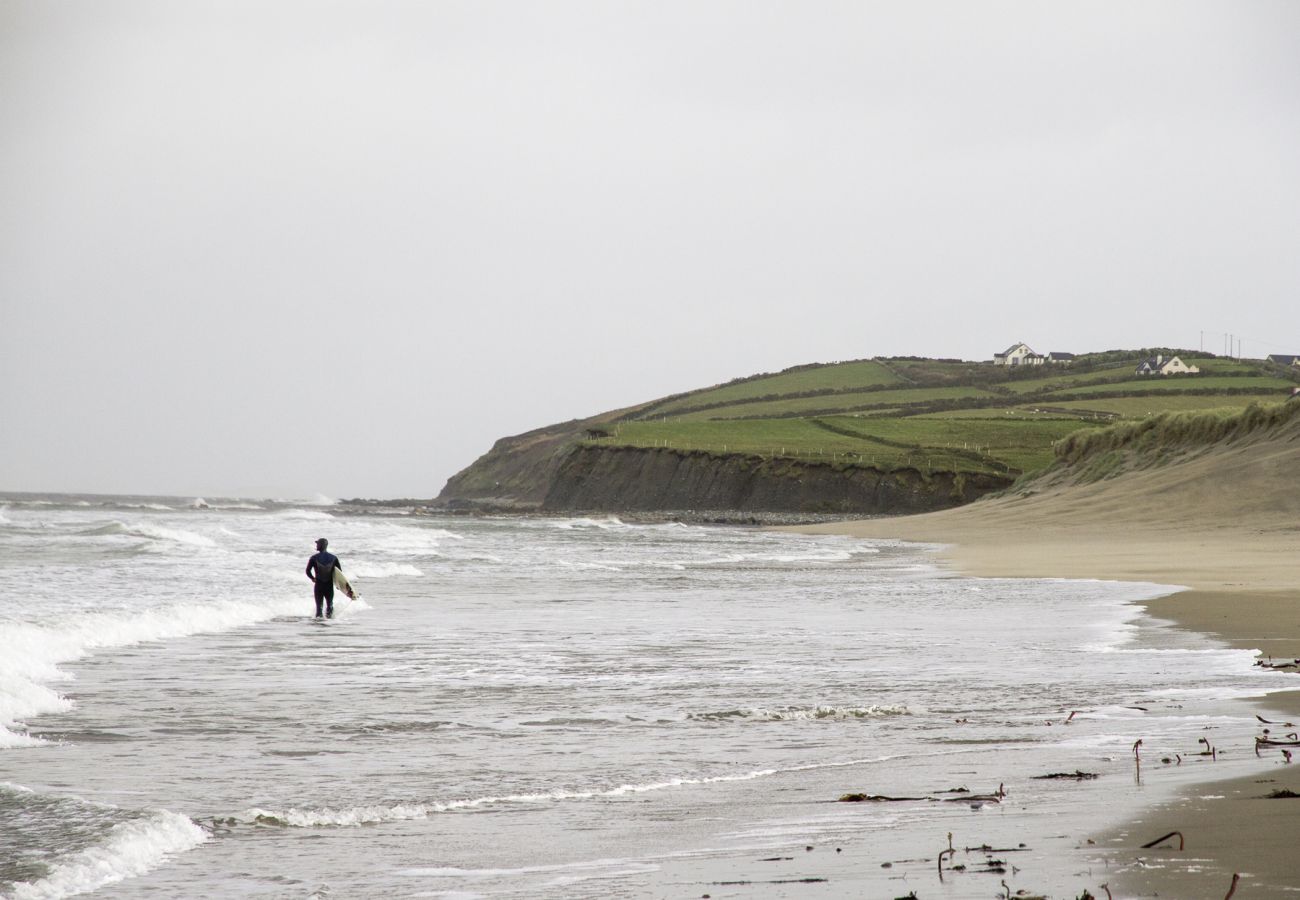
2, 1, 1297, 499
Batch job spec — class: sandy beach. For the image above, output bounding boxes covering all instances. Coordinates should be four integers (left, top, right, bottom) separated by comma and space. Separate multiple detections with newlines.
790, 427, 1300, 897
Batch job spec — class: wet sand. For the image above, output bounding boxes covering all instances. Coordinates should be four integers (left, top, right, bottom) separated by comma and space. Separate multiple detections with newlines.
788, 456, 1300, 897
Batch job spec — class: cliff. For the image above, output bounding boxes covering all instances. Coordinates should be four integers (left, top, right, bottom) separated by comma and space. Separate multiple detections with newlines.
541, 446, 1008, 514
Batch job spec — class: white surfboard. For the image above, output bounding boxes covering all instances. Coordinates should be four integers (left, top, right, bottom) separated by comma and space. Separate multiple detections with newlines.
332, 566, 357, 600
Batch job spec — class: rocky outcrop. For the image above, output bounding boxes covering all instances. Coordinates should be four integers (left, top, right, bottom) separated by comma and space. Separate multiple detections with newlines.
540, 445, 1011, 514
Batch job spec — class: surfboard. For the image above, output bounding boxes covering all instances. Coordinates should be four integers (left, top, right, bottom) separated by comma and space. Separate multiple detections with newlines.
332, 566, 357, 601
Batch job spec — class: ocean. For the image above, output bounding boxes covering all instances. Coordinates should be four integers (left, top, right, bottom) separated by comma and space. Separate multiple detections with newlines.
0, 494, 1290, 899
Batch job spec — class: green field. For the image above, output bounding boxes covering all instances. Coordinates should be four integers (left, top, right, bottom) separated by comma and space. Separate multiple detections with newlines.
672, 385, 998, 421
644, 360, 901, 416
597, 413, 1089, 475
1019, 394, 1289, 417
593, 352, 1299, 479
1043, 375, 1294, 397
1000, 367, 1139, 394
817, 415, 1091, 473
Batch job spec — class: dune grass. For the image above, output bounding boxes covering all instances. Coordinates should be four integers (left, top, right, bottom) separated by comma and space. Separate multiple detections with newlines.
1053, 401, 1300, 466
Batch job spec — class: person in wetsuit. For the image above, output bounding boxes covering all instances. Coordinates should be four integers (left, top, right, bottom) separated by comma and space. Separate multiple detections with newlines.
305, 538, 342, 618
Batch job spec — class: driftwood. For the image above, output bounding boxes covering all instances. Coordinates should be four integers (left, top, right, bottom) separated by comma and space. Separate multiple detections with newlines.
841, 783, 1004, 803
1031, 770, 1099, 780
943, 793, 1002, 804
1257, 714, 1296, 726
1224, 872, 1241, 899
938, 846, 957, 881
1254, 736, 1300, 756
964, 843, 1029, 853
1140, 830, 1184, 850
1263, 788, 1300, 799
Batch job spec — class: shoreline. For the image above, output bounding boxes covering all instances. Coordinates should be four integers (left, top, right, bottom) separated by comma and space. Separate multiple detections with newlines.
788, 512, 1300, 896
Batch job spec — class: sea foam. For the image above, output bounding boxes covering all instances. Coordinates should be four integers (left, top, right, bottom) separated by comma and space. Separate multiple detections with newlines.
0, 596, 301, 746
6, 810, 207, 900
239, 758, 896, 828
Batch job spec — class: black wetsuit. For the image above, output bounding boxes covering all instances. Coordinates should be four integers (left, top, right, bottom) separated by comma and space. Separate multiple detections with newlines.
306, 551, 341, 618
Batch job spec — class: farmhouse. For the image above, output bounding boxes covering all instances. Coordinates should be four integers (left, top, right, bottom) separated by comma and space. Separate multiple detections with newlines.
1267, 354, 1300, 367
1135, 354, 1200, 376
992, 344, 1074, 366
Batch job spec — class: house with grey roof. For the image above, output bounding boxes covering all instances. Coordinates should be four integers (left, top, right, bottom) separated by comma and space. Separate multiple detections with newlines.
992, 344, 1074, 366
1135, 354, 1200, 376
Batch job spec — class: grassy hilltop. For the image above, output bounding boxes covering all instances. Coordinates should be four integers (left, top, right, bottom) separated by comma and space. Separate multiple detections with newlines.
437, 350, 1300, 513
583, 351, 1297, 478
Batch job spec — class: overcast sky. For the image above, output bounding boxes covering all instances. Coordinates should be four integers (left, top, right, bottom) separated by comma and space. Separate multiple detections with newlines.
2, 1, 1297, 499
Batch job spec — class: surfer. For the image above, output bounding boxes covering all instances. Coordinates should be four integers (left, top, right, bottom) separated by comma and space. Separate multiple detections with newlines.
305, 538, 342, 619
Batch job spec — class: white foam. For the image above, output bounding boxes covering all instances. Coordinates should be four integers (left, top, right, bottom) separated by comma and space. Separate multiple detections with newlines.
6, 809, 207, 899
0, 595, 302, 745
274, 508, 335, 521
127, 522, 216, 548
347, 562, 423, 578
689, 704, 909, 722
83, 520, 217, 548
552, 517, 628, 530
240, 758, 896, 828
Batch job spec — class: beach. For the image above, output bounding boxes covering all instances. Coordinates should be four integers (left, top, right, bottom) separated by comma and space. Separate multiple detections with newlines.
791, 435, 1300, 897
5, 494, 1278, 899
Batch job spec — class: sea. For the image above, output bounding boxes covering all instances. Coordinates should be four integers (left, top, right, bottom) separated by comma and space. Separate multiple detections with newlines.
0, 493, 1293, 899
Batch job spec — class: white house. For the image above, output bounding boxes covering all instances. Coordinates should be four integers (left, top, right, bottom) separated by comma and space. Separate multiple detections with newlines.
993, 343, 1045, 366
1267, 354, 1300, 367
1135, 355, 1200, 376
993, 344, 1074, 366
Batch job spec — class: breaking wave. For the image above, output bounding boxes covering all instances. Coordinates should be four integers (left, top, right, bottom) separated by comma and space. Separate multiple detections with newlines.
238, 757, 896, 828
346, 562, 423, 578
92, 521, 216, 548
4, 808, 207, 899
0, 596, 302, 747
551, 517, 628, 530
688, 705, 910, 722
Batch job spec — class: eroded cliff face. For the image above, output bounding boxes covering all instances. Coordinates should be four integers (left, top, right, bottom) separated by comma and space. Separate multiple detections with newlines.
540, 445, 1011, 514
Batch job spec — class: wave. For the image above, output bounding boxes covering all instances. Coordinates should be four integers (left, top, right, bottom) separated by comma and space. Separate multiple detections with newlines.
297, 493, 337, 506
237, 758, 896, 829
0, 595, 302, 746
5, 809, 207, 899
347, 562, 422, 578
556, 560, 622, 572
551, 517, 628, 530
688, 705, 910, 722
78, 521, 216, 548
272, 509, 335, 521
